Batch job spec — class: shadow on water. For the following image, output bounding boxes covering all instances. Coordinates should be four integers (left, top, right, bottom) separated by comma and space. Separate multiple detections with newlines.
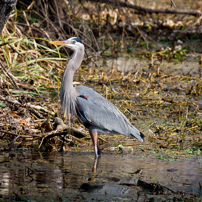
0, 151, 202, 201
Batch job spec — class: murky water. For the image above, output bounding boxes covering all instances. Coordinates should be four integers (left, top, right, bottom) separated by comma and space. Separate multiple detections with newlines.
0, 151, 201, 201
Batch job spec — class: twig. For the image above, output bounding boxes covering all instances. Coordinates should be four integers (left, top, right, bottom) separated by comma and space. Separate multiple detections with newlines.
27, 103, 55, 115
0, 129, 18, 137
0, 42, 26, 59
66, 134, 86, 143
0, 42, 10, 47
7, 43, 26, 59
0, 95, 21, 105
0, 96, 54, 117
34, 119, 49, 122
16, 22, 49, 37
151, 183, 176, 194
0, 60, 19, 89
171, 0, 176, 9
38, 134, 49, 149
27, 104, 44, 119
13, 134, 21, 142
68, 127, 87, 137
0, 129, 42, 138
63, 137, 74, 144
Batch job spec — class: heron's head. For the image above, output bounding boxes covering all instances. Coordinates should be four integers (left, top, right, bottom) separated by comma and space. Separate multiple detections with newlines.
49, 37, 83, 52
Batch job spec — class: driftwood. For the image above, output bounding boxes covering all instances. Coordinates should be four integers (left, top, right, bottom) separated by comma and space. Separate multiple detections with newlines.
38, 128, 87, 149
85, 0, 201, 16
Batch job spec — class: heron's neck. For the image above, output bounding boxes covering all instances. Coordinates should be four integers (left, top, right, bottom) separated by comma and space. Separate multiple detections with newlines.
60, 48, 84, 117
63, 49, 84, 89
62, 68, 75, 91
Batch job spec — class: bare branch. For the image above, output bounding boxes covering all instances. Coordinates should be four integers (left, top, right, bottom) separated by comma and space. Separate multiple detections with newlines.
171, 0, 176, 9
84, 0, 201, 16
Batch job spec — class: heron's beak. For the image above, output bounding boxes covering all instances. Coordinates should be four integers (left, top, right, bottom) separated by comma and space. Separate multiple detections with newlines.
49, 40, 70, 46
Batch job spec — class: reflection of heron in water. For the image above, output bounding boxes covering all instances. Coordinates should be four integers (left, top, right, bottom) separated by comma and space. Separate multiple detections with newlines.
50, 37, 145, 160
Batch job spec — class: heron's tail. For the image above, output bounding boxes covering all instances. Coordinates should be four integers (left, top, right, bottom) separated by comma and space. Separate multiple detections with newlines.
129, 126, 145, 142
139, 132, 145, 140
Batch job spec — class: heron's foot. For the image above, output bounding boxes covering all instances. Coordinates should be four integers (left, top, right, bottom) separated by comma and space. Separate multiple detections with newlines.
95, 153, 101, 159
92, 155, 100, 173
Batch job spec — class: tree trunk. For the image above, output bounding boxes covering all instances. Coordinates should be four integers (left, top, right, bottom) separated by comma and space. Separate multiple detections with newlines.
0, 0, 17, 35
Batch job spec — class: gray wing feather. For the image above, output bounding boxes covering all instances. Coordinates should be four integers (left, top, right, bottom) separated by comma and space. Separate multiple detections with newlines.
76, 86, 143, 141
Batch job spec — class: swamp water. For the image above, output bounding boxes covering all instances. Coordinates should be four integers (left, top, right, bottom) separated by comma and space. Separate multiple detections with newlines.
0, 151, 202, 201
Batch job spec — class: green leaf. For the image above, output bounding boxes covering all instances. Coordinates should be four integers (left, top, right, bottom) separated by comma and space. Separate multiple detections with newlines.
196, 149, 201, 155
118, 144, 124, 149
0, 103, 6, 107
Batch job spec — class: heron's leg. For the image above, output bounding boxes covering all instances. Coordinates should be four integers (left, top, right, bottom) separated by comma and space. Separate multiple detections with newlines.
92, 157, 98, 173
89, 127, 101, 158
97, 140, 101, 156
89, 129, 98, 158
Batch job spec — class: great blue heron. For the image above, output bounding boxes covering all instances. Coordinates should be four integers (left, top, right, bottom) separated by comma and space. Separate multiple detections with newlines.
50, 37, 145, 159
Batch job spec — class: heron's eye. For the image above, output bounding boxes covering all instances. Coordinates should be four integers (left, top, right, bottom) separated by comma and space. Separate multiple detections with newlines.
72, 40, 76, 44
